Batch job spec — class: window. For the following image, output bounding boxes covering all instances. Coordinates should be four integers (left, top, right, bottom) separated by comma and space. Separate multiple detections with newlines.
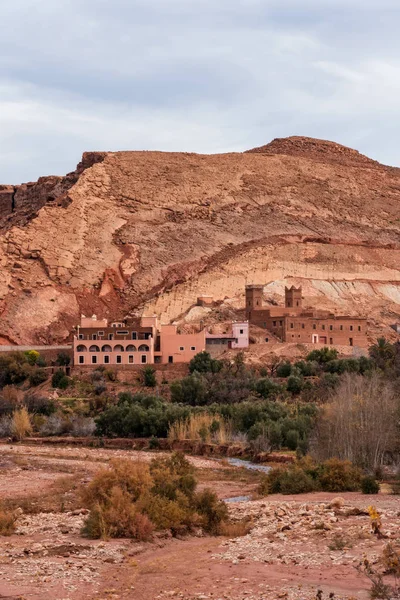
92, 334, 97, 340
322, 325, 325, 330
263, 322, 267, 327
138, 344, 149, 352
89, 345, 100, 352
141, 355, 147, 364
116, 355, 122, 364
330, 338, 333, 345
168, 356, 173, 364
290, 323, 294, 329
114, 345, 124, 353
350, 325, 353, 331
239, 329, 244, 335
340, 325, 343, 331
79, 356, 84, 364
298, 335, 301, 338
77, 345, 87, 352
91, 356, 97, 364
144, 333, 151, 340
191, 346, 196, 351
273, 321, 276, 327
102, 344, 112, 352
265, 337, 269, 342
313, 324, 316, 330
132, 332, 137, 340
78, 334, 84, 340
117, 330, 128, 336
104, 356, 110, 364
349, 338, 353, 347
108, 333, 114, 340
330, 325, 333, 331
179, 346, 184, 351
280, 321, 283, 326
128, 355, 134, 364
126, 345, 137, 352
98, 331, 104, 336
301, 323, 305, 329
358, 326, 361, 332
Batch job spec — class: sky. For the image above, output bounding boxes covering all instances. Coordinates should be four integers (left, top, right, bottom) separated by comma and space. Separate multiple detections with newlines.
1, 0, 400, 182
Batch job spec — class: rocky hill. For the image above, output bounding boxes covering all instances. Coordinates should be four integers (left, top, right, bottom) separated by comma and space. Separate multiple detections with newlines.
1, 136, 400, 345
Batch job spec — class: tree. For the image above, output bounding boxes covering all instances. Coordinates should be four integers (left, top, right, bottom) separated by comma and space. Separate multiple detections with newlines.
141, 366, 157, 388
313, 373, 398, 471
369, 338, 395, 371
56, 352, 71, 366
189, 352, 222, 374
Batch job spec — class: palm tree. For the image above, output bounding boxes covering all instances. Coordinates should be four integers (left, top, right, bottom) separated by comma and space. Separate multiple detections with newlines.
369, 337, 395, 370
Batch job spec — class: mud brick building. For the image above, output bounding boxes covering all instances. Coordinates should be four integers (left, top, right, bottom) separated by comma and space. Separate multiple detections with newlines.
245, 285, 368, 347
73, 315, 249, 367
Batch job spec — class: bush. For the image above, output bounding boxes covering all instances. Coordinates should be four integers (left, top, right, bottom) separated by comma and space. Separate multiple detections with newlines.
286, 376, 303, 394
71, 416, 96, 437
0, 504, 17, 536
276, 361, 292, 378
24, 350, 40, 366
142, 366, 157, 388
317, 458, 362, 492
81, 453, 228, 540
306, 347, 338, 364
189, 352, 222, 374
56, 352, 71, 366
52, 370, 70, 390
104, 369, 117, 382
0, 353, 30, 388
24, 394, 55, 416
83, 488, 154, 540
260, 466, 316, 495
82, 459, 153, 508
11, 407, 32, 441
94, 381, 107, 396
39, 414, 66, 436
28, 369, 48, 387
361, 476, 380, 495
0, 416, 12, 437
194, 489, 228, 534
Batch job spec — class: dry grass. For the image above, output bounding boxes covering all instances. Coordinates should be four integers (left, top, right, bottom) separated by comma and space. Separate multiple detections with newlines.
218, 520, 253, 537
0, 504, 17, 536
168, 414, 233, 444
12, 408, 32, 441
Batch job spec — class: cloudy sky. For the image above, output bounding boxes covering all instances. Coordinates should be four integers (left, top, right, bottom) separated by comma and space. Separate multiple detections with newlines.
1, 0, 400, 182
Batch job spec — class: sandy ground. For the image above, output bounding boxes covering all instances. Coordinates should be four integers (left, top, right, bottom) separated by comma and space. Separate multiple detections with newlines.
0, 443, 398, 600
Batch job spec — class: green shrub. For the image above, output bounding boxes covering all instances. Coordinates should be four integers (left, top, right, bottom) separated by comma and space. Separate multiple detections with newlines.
276, 361, 292, 378
142, 366, 157, 388
28, 369, 48, 387
24, 350, 40, 366
194, 489, 228, 534
260, 466, 316, 495
189, 352, 222, 374
361, 476, 380, 495
286, 376, 303, 394
306, 347, 338, 364
52, 370, 70, 390
56, 352, 71, 366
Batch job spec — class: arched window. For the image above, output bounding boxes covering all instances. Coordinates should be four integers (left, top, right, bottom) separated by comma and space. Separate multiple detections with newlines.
126, 345, 137, 352
89, 345, 100, 352
101, 344, 112, 352
77, 345, 87, 352
114, 344, 124, 352
138, 344, 149, 352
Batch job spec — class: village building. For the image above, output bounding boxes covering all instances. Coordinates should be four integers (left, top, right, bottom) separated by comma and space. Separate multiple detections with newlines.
73, 315, 249, 366
245, 285, 368, 347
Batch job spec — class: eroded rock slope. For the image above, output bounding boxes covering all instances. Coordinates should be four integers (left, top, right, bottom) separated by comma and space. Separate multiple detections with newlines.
1, 137, 400, 344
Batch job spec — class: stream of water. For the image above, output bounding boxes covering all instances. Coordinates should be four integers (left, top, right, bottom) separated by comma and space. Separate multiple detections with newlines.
223, 457, 272, 503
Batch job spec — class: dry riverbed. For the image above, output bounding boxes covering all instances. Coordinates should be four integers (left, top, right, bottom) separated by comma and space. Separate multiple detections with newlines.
0, 443, 398, 600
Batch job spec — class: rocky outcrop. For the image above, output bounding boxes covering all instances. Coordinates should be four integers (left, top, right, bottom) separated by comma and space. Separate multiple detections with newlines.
0, 152, 107, 231
1, 139, 400, 344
